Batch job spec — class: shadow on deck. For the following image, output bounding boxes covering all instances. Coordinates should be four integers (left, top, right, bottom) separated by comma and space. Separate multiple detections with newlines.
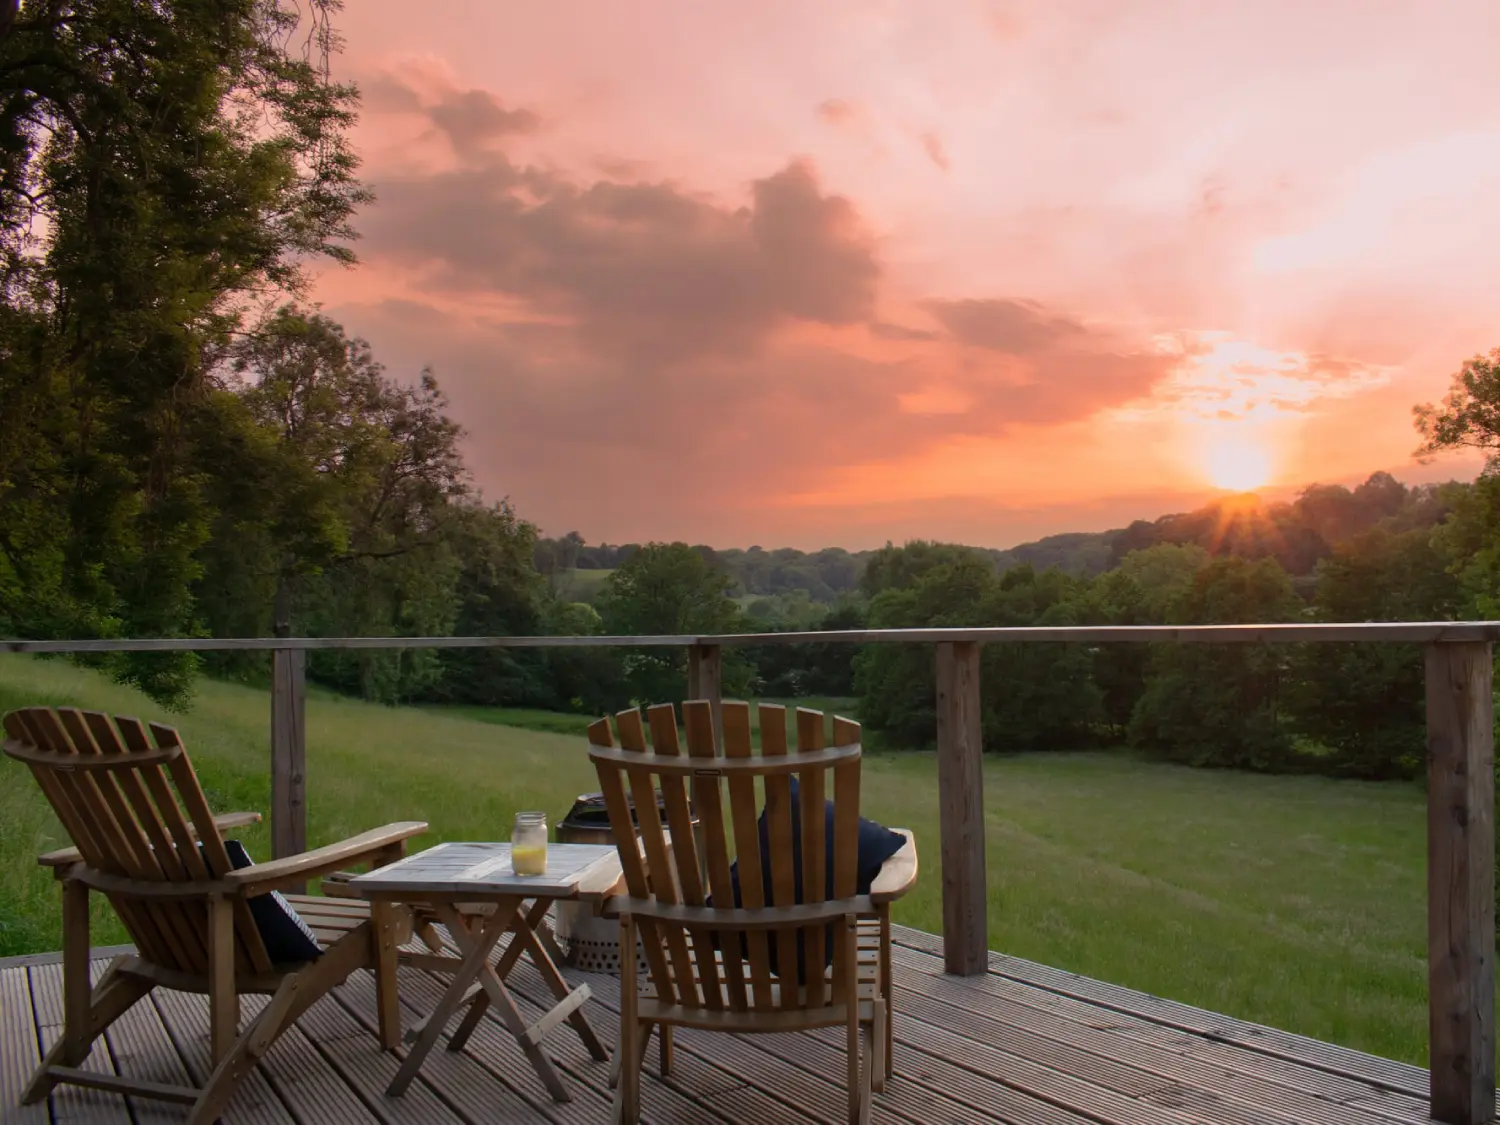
0, 924, 1445, 1125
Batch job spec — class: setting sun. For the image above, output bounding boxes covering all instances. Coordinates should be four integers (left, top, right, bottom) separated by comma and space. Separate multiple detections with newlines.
1205, 437, 1274, 493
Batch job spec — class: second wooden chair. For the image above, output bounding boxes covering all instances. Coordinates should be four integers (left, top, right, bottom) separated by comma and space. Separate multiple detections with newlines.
587, 700, 918, 1125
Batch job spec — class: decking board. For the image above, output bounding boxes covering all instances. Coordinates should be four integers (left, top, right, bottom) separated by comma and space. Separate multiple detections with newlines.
30, 961, 131, 1125
896, 926, 1435, 1097
888, 945, 1409, 1125
1, 967, 49, 1125
0, 923, 1482, 1125
887, 944, 1431, 1123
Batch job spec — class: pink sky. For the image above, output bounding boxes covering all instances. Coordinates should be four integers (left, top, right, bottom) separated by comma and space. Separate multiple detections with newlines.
312, 0, 1500, 549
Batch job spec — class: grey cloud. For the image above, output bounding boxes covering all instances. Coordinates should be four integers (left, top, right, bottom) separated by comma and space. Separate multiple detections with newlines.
427, 89, 541, 154
871, 322, 941, 341
361, 156, 879, 366
370, 72, 541, 155
926, 298, 1091, 355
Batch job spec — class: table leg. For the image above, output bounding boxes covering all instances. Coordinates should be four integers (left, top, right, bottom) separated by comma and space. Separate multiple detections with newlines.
435, 901, 576, 1103
530, 904, 568, 967
514, 902, 610, 1061
386, 898, 520, 1097
446, 897, 539, 1051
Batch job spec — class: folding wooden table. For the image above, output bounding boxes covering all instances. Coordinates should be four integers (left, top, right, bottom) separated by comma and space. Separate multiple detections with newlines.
351, 841, 624, 1102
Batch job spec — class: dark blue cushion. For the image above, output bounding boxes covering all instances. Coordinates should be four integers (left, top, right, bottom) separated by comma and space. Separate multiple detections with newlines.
220, 840, 323, 964
718, 777, 905, 982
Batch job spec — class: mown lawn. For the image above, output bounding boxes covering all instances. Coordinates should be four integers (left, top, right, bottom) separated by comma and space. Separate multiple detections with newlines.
0, 654, 1433, 1067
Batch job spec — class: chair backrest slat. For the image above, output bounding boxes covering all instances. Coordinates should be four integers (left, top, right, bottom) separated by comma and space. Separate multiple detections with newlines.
723, 703, 774, 1008
684, 700, 744, 1010
795, 709, 829, 1009
3, 707, 273, 976
151, 720, 271, 975
648, 704, 722, 1009
588, 716, 678, 1004
618, 709, 697, 1005
830, 715, 863, 1003
758, 704, 803, 1010
590, 702, 864, 1017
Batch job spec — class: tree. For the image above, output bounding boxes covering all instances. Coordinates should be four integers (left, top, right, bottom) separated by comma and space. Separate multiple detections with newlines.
532, 599, 632, 715
1083, 543, 1208, 738
854, 547, 1100, 752
854, 548, 994, 749
1415, 347, 1500, 467
979, 565, 1101, 752
859, 540, 988, 599
598, 542, 748, 704
190, 307, 472, 699
1285, 527, 1458, 778
1128, 557, 1301, 770
0, 0, 367, 705
429, 500, 551, 709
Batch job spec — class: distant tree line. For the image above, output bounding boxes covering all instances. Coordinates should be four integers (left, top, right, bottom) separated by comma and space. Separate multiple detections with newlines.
534, 468, 1458, 613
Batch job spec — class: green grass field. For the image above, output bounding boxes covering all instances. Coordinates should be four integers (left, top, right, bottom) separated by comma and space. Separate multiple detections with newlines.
0, 654, 1434, 1067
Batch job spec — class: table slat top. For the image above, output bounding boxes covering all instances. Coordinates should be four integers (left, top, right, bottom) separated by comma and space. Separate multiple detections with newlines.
351, 841, 623, 899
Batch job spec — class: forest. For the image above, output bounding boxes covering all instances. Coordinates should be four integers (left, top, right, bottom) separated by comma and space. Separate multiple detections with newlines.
7, 0, 1500, 786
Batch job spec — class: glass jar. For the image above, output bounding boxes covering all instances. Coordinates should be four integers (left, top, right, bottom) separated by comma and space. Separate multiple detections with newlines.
511, 811, 548, 876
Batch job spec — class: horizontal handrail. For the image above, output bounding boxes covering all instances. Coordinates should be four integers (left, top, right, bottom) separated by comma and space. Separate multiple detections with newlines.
5, 621, 1500, 653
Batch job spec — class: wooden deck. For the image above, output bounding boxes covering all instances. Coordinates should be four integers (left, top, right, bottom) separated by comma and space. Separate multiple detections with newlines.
0, 924, 1458, 1125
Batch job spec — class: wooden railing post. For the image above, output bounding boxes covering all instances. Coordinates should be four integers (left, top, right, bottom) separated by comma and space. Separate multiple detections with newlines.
688, 642, 723, 745
271, 646, 308, 884
936, 640, 987, 976
1426, 640, 1496, 1125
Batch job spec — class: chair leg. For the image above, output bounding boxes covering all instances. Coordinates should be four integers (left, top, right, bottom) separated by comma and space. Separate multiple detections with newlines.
658, 1023, 674, 1078
870, 997, 887, 1098
23, 965, 152, 1104
843, 916, 866, 1125
615, 915, 641, 1125
880, 905, 893, 1083
189, 975, 299, 1125
61, 877, 91, 1064
609, 1021, 653, 1090
207, 895, 238, 1064
859, 1014, 874, 1125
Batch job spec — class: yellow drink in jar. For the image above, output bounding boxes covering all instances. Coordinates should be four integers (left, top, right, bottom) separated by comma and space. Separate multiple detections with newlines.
511, 811, 548, 875
511, 843, 547, 875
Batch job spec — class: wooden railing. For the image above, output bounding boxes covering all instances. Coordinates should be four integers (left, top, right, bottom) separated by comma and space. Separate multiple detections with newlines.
4, 622, 1497, 1125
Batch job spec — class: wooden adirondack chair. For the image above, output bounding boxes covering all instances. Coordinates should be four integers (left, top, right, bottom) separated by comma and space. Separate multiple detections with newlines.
588, 701, 918, 1125
2, 707, 428, 1124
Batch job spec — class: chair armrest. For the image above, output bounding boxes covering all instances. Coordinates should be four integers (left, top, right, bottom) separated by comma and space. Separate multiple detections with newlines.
223, 821, 428, 898
870, 829, 917, 904
37, 811, 265, 869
